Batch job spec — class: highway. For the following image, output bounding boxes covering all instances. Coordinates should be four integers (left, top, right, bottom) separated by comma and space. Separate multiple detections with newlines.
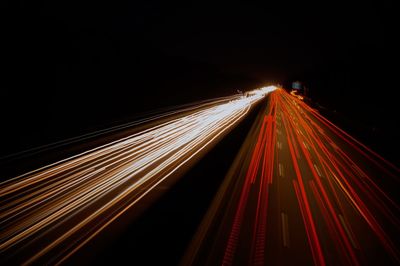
0, 86, 276, 265
182, 89, 400, 265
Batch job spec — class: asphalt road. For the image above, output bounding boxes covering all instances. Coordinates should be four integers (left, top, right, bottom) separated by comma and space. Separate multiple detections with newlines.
182, 89, 400, 266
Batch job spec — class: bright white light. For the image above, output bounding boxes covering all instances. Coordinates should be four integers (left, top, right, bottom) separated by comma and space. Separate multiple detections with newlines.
260, 85, 278, 93
247, 85, 278, 97
0, 88, 276, 264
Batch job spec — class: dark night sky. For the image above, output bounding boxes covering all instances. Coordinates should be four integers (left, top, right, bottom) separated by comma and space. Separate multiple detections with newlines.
2, 1, 398, 160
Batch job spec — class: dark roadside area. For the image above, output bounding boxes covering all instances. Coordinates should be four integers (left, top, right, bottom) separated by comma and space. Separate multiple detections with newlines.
282, 56, 399, 168
300, 91, 399, 168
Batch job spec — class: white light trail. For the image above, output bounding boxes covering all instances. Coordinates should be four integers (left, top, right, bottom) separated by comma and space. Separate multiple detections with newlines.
0, 87, 276, 264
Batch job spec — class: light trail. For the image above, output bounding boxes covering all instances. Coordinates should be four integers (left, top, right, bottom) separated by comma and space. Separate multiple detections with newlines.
182, 88, 400, 266
0, 86, 277, 265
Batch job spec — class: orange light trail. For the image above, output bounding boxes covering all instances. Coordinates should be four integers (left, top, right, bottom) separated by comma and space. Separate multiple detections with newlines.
0, 86, 276, 265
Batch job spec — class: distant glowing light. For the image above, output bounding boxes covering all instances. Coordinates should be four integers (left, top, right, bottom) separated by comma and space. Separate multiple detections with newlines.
247, 85, 278, 97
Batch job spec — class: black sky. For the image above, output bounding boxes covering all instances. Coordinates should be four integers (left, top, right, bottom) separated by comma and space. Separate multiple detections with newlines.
2, 0, 398, 159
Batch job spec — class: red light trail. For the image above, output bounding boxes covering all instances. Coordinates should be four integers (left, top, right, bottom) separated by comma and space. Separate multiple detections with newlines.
183, 89, 400, 265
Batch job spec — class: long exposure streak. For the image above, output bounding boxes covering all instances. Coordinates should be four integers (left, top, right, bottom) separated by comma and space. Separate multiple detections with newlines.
0, 86, 277, 265
183, 88, 400, 266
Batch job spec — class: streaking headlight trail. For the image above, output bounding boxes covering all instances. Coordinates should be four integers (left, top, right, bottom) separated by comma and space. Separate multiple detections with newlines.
0, 86, 276, 265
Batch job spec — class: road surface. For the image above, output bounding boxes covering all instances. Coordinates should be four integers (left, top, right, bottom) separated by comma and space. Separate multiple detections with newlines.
182, 89, 400, 266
